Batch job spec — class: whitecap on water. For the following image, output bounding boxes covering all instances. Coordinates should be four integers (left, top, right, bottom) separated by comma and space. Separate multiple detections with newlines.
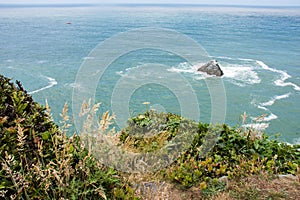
167, 62, 215, 80
167, 57, 298, 129
1, 66, 57, 95
251, 113, 278, 122
242, 123, 269, 131
37, 60, 48, 64
116, 71, 125, 76
263, 113, 278, 122
259, 93, 291, 107
113, 58, 296, 129
115, 65, 146, 79
29, 75, 58, 94
167, 62, 195, 74
256, 60, 300, 91
83, 57, 95, 60
221, 63, 261, 86
168, 60, 261, 86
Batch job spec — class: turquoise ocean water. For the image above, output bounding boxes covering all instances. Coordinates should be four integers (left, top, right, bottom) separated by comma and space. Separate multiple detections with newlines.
0, 4, 299, 143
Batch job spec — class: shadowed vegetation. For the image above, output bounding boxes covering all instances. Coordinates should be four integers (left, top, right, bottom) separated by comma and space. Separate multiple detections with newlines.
0, 75, 138, 199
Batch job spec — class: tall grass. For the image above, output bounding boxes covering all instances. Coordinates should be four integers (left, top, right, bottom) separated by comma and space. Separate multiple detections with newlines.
0, 74, 137, 199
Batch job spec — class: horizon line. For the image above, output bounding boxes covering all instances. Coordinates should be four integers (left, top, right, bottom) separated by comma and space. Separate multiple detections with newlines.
0, 3, 300, 8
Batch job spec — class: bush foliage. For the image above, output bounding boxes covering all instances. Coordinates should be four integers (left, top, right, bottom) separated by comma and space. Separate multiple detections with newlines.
0, 75, 137, 199
118, 110, 300, 188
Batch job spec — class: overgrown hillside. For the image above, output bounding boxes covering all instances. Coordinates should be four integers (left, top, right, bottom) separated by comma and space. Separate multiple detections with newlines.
119, 110, 300, 178
1, 74, 299, 200
117, 106, 300, 199
0, 74, 137, 199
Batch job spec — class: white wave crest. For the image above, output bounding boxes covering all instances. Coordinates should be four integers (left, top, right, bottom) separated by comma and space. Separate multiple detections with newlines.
168, 61, 261, 85
37, 60, 48, 64
257, 105, 269, 111
28, 76, 57, 94
223, 65, 260, 84
256, 60, 300, 91
265, 113, 278, 121
260, 93, 291, 107
213, 56, 255, 62
83, 57, 95, 60
251, 113, 278, 122
243, 123, 269, 130
167, 62, 196, 74
116, 71, 125, 76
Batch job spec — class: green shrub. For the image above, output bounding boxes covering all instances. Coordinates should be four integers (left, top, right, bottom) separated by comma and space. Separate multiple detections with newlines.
168, 124, 300, 188
118, 110, 197, 153
119, 111, 175, 152
119, 110, 300, 188
0, 75, 138, 199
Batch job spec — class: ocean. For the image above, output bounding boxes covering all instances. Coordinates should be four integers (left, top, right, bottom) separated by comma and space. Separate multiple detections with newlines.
0, 4, 299, 144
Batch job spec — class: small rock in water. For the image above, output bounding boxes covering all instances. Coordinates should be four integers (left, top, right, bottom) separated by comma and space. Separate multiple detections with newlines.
197, 60, 224, 77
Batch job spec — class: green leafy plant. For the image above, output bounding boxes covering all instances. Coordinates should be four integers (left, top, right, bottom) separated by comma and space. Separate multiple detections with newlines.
118, 110, 189, 153
118, 110, 300, 190
0, 74, 138, 200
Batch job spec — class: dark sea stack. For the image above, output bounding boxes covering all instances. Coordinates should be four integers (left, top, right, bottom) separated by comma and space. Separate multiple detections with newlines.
197, 60, 224, 77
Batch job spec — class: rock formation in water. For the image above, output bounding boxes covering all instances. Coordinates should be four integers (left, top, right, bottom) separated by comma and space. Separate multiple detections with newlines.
197, 60, 224, 77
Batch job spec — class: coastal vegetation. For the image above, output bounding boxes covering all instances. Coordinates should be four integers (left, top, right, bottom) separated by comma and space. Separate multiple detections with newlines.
0, 75, 137, 199
119, 110, 300, 199
0, 74, 299, 199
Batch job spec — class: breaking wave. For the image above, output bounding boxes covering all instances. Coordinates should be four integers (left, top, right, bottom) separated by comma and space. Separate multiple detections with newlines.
28, 75, 57, 94
256, 60, 300, 91
167, 56, 299, 131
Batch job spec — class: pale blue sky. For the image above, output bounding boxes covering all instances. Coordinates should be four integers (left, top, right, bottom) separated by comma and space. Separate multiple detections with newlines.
0, 0, 299, 6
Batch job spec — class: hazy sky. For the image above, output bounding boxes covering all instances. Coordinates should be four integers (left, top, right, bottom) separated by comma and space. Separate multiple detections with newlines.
0, 0, 300, 6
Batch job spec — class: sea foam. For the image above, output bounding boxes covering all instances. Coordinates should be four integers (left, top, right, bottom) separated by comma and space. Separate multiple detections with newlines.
168, 61, 261, 86
29, 75, 57, 94
260, 93, 291, 107
243, 123, 269, 131
221, 64, 261, 85
251, 113, 278, 122
256, 60, 300, 91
